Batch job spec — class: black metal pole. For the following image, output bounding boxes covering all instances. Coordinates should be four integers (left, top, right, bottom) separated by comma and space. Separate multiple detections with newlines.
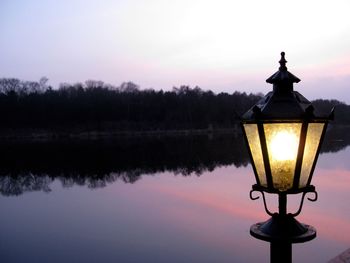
270, 193, 292, 263
278, 192, 287, 216
270, 241, 292, 263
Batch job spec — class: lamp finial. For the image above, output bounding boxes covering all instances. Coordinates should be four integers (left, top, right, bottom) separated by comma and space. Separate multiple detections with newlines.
279, 51, 287, 71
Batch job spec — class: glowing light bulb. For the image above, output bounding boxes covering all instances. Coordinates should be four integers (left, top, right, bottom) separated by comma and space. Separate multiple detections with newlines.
269, 131, 299, 161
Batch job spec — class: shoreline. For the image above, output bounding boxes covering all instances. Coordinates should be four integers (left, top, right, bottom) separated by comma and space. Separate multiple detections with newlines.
0, 123, 347, 143
0, 127, 241, 142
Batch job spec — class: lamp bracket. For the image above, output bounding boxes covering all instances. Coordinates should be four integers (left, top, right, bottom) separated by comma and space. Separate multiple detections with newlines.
250, 189, 275, 216
290, 189, 318, 217
249, 186, 318, 217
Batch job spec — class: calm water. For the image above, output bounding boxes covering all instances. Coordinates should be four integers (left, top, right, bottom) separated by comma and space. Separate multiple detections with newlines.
0, 131, 350, 263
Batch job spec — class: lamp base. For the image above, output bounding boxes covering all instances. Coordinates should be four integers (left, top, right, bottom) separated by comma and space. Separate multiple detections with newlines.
250, 213, 316, 243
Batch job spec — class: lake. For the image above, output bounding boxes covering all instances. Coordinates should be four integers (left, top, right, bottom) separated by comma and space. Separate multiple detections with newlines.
0, 127, 349, 263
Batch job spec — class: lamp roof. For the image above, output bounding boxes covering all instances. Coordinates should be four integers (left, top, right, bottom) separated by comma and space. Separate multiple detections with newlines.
242, 52, 331, 121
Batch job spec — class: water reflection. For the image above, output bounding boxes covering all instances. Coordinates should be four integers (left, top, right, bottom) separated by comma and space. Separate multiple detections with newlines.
1, 127, 350, 263
0, 125, 349, 196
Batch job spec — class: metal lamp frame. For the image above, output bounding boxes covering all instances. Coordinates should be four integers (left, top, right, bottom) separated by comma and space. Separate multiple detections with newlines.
241, 52, 333, 262
242, 119, 328, 194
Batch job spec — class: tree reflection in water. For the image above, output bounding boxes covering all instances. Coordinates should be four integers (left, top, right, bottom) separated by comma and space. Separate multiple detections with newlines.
0, 125, 349, 196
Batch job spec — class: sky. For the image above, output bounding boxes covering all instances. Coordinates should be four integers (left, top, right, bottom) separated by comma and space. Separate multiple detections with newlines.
1, 0, 350, 102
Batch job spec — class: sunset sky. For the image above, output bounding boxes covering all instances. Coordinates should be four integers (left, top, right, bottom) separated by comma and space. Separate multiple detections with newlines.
1, 0, 350, 102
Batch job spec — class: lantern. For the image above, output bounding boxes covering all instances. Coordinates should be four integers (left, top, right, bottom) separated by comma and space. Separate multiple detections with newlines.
241, 52, 333, 261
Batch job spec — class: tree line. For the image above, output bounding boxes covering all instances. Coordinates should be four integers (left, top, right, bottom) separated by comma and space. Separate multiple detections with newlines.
0, 77, 348, 132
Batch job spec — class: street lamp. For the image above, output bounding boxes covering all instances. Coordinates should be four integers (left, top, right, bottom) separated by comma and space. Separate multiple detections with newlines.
241, 52, 333, 262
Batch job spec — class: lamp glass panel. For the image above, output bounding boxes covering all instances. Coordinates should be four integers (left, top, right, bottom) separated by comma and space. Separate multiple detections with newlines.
264, 123, 302, 191
299, 123, 325, 188
243, 124, 267, 187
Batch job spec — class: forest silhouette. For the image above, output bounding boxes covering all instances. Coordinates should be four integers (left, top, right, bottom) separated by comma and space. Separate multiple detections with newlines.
1, 77, 348, 138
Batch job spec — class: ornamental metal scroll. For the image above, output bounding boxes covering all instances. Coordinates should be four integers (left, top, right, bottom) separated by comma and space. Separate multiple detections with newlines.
249, 188, 318, 217
290, 190, 318, 217
249, 190, 274, 216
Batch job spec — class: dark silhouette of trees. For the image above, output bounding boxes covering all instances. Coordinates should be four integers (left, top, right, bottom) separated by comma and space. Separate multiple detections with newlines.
0, 77, 348, 137
0, 78, 261, 133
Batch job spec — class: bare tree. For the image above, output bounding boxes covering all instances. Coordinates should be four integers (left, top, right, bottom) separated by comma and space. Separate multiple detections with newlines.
0, 78, 21, 94
119, 81, 139, 93
85, 80, 104, 89
39, 76, 49, 92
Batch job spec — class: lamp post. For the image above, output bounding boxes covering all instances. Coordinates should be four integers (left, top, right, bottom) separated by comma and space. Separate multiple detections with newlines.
241, 52, 333, 263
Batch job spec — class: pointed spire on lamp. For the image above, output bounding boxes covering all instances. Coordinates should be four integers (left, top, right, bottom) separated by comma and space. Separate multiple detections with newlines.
279, 52, 287, 71
266, 52, 300, 88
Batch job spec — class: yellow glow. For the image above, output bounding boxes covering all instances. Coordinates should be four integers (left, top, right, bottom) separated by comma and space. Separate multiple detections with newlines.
245, 122, 325, 192
299, 123, 325, 188
264, 123, 302, 191
269, 131, 299, 161
243, 124, 267, 187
